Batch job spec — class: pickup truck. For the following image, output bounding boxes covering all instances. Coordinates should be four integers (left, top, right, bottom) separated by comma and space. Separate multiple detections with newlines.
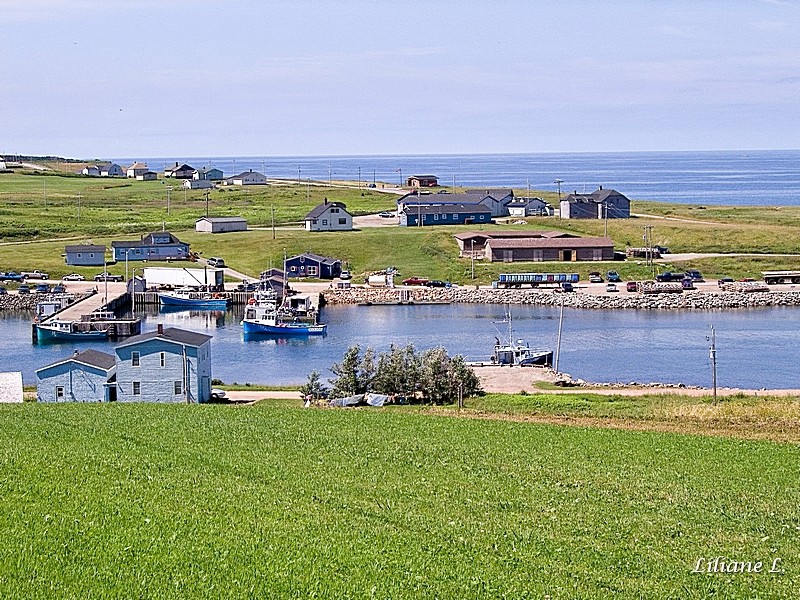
0, 272, 24, 282
22, 270, 49, 280
655, 272, 684, 282
94, 272, 123, 282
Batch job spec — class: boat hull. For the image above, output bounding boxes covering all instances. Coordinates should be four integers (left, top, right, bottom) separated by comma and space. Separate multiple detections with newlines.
242, 319, 327, 336
158, 294, 229, 309
35, 325, 109, 343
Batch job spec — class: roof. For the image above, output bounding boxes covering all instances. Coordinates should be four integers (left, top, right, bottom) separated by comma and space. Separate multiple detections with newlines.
402, 203, 492, 216
196, 217, 247, 223
464, 188, 514, 199
127, 162, 148, 169
486, 236, 614, 249
400, 192, 491, 206
409, 174, 438, 179
228, 170, 266, 179
507, 197, 546, 207
166, 163, 194, 172
111, 232, 185, 248
116, 326, 212, 349
304, 201, 349, 219
453, 230, 574, 241
564, 188, 629, 204
65, 244, 106, 253
37, 349, 116, 373
286, 252, 341, 266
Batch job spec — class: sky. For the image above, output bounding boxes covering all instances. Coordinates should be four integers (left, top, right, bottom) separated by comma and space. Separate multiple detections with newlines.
1, 0, 799, 158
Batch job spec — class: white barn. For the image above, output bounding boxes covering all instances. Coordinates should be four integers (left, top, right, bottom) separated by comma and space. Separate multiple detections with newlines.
195, 217, 248, 234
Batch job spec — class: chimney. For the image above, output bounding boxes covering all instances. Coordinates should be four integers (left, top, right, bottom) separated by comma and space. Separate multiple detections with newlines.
73, 349, 79, 356
157, 323, 163, 335
599, 185, 603, 190
324, 197, 328, 205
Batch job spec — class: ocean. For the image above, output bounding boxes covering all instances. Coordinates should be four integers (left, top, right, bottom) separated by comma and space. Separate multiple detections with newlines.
114, 149, 800, 206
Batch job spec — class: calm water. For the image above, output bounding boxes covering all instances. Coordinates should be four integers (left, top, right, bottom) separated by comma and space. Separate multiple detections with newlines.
4, 304, 799, 389
119, 150, 800, 206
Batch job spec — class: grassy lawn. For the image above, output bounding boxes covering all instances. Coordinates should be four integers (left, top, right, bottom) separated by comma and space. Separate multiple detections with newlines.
0, 403, 798, 599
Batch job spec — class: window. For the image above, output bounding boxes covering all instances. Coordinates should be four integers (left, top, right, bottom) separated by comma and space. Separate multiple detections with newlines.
338, 218, 347, 225
133, 381, 141, 395
55, 386, 64, 401
532, 250, 543, 262
307, 266, 318, 276
174, 381, 182, 395
434, 214, 439, 221
479, 215, 486, 220
452, 214, 458, 219
331, 208, 339, 213
322, 219, 328, 225
77, 253, 82, 258
311, 219, 317, 224
160, 352, 166, 368
131, 351, 140, 367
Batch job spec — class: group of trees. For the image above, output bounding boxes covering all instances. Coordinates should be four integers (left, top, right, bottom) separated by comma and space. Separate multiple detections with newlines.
300, 344, 482, 405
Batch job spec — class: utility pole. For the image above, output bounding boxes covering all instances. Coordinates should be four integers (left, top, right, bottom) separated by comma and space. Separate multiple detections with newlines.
554, 294, 565, 373
604, 199, 609, 238
204, 190, 211, 217
554, 179, 563, 219
358, 166, 361, 189
271, 205, 276, 239
709, 325, 718, 405
643, 225, 654, 273
166, 186, 172, 215
77, 192, 82, 222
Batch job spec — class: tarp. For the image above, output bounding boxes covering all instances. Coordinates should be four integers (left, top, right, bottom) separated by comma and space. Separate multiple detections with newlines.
329, 394, 363, 407
365, 393, 389, 407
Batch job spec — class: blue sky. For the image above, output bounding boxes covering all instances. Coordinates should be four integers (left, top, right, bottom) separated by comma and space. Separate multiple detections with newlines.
1, 0, 798, 157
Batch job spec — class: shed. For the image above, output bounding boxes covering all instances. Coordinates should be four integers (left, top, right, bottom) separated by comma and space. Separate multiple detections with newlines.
36, 350, 116, 403
193, 167, 224, 181
115, 324, 212, 403
65, 244, 107, 266
406, 175, 439, 188
183, 179, 214, 190
304, 200, 353, 232
195, 217, 248, 234
484, 236, 615, 262
285, 253, 342, 279
136, 171, 158, 181
0, 372, 23, 403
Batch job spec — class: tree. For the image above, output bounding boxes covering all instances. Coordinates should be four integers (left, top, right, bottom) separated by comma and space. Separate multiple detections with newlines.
330, 345, 363, 398
299, 370, 326, 402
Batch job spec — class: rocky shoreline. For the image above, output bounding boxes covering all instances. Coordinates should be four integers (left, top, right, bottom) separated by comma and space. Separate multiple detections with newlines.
323, 286, 800, 310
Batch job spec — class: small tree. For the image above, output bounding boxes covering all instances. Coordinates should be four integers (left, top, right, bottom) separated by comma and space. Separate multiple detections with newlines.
299, 370, 326, 402
330, 345, 363, 398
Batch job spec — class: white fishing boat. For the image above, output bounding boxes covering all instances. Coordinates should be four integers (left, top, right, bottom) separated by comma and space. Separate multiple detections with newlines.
158, 288, 230, 309
490, 308, 553, 367
241, 281, 326, 336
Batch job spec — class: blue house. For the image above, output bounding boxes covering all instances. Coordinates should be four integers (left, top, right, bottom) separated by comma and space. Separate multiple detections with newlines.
284, 253, 342, 279
36, 349, 116, 403
114, 325, 212, 403
400, 203, 492, 227
111, 231, 190, 262
65, 244, 107, 266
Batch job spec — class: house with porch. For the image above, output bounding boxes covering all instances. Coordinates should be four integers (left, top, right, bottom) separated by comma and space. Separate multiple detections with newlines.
111, 232, 190, 262
36, 349, 116, 403
304, 200, 353, 231
115, 325, 212, 403
284, 253, 342, 279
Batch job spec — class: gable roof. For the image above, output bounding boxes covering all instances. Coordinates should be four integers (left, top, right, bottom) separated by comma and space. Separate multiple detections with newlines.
166, 163, 194, 172
464, 188, 514, 200
400, 192, 491, 206
111, 231, 185, 248
486, 236, 614, 249
37, 349, 116, 373
564, 188, 629, 204
402, 203, 492, 216
304, 201, 349, 219
127, 162, 148, 169
116, 326, 212, 349
453, 230, 575, 241
65, 244, 106, 253
286, 253, 341, 266
195, 217, 247, 224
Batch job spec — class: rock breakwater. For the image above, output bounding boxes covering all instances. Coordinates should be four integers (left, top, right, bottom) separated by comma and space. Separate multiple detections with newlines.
323, 287, 800, 310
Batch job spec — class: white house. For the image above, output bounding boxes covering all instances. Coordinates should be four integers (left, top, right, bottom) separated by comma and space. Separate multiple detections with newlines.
507, 197, 554, 217
224, 170, 267, 186
100, 163, 124, 177
81, 165, 101, 176
183, 179, 214, 190
195, 217, 248, 234
304, 200, 353, 232
127, 162, 149, 178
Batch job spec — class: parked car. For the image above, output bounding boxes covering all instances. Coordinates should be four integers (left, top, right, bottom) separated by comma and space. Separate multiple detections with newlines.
93, 272, 123, 282
684, 269, 704, 281
717, 277, 735, 287
681, 278, 695, 290
606, 270, 622, 282
0, 272, 24, 282
51, 284, 66, 294
62, 273, 86, 281
589, 272, 603, 283
654, 245, 670, 254
17, 284, 30, 294
34, 283, 51, 293
0, 286, 7, 295
22, 270, 49, 280
207, 257, 226, 268
626, 281, 639, 292
557, 282, 575, 292
339, 270, 352, 280
606, 283, 618, 292
402, 277, 428, 286
378, 211, 393, 218
424, 279, 447, 287
210, 389, 227, 400
655, 272, 683, 282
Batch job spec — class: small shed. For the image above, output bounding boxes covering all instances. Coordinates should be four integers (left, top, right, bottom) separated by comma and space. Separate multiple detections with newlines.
0, 372, 23, 403
285, 253, 342, 279
406, 175, 439, 188
36, 350, 116, 403
136, 171, 158, 181
65, 244, 107, 266
195, 217, 248, 234
183, 179, 214, 190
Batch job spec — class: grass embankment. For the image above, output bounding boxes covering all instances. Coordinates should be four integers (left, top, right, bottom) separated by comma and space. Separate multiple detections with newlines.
2, 170, 800, 283
0, 403, 798, 599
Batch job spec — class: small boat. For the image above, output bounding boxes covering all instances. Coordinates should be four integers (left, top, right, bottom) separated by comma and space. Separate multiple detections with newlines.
241, 282, 327, 336
35, 320, 109, 343
490, 308, 553, 367
158, 288, 230, 309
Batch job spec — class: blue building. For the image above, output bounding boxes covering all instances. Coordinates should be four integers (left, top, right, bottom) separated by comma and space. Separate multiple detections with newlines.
64, 244, 107, 266
400, 203, 492, 227
36, 349, 116, 403
111, 231, 190, 262
114, 325, 212, 403
284, 253, 342, 279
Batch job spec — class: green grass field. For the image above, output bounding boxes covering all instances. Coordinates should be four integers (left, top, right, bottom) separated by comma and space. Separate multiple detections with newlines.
0, 403, 798, 599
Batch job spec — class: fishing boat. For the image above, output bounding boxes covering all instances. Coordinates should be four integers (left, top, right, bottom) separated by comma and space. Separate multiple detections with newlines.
241, 283, 327, 336
490, 309, 553, 367
35, 320, 110, 343
158, 288, 230, 309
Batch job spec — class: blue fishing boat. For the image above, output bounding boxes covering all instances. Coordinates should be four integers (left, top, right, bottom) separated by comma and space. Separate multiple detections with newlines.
241, 286, 326, 336
158, 288, 230, 309
35, 320, 110, 343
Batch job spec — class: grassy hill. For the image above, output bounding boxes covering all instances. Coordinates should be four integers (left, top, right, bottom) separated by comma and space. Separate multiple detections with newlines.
0, 403, 798, 599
